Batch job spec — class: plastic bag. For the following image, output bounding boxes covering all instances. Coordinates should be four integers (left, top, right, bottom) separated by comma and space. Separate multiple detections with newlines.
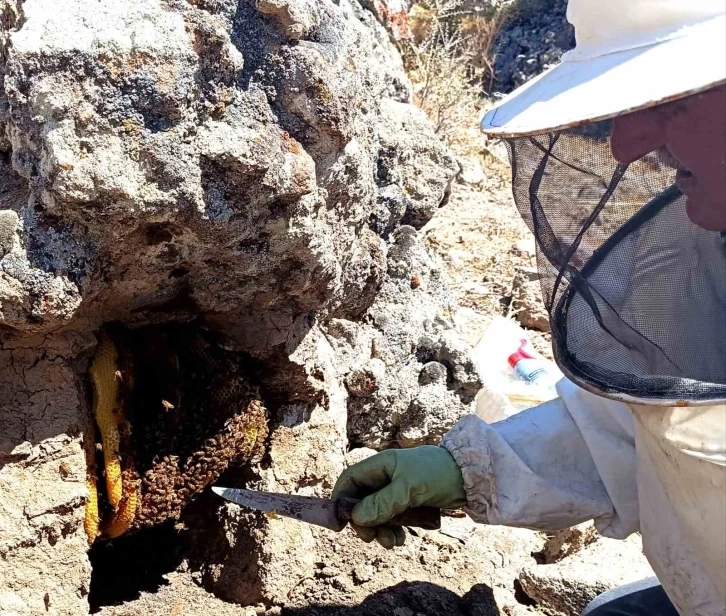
470, 317, 562, 423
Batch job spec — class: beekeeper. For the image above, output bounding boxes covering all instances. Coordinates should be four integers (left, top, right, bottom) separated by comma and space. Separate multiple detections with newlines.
333, 1, 726, 614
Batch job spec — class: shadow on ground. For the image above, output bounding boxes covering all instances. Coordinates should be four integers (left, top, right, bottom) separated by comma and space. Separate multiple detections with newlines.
282, 581, 500, 616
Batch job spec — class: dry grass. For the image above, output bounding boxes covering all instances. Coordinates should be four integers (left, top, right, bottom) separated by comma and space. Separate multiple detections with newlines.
400, 0, 509, 151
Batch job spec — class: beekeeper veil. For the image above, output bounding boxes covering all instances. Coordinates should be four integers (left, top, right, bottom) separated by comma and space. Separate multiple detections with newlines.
481, 0, 726, 405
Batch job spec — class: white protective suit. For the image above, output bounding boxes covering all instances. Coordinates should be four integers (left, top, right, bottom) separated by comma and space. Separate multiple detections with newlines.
441, 380, 726, 615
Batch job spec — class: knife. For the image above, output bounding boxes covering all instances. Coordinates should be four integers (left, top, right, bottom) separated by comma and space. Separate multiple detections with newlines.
212, 487, 441, 532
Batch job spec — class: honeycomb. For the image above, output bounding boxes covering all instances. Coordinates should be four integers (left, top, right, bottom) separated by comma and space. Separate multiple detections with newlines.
84, 325, 268, 542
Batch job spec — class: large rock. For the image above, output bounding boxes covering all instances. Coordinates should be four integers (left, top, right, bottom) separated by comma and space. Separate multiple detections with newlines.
511, 267, 550, 332
325, 226, 483, 449
0, 0, 454, 340
518, 534, 655, 615
207, 324, 350, 606
0, 0, 462, 613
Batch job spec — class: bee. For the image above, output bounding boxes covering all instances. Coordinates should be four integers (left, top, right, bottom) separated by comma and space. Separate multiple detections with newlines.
59, 461, 72, 479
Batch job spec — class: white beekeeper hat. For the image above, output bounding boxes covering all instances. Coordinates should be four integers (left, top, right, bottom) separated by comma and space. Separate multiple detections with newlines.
481, 0, 726, 137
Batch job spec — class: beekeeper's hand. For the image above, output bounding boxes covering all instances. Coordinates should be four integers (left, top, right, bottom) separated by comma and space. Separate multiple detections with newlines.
332, 445, 466, 549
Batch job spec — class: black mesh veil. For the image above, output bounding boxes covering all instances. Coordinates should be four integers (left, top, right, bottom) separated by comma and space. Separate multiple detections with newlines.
506, 121, 726, 404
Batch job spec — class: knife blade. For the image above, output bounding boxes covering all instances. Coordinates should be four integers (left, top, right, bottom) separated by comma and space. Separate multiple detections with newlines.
212, 487, 441, 532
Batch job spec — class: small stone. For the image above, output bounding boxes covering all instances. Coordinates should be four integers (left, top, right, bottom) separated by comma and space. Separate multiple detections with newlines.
345, 447, 378, 467
0, 210, 19, 256
456, 156, 485, 186
331, 575, 353, 592
418, 361, 448, 386
394, 608, 414, 616
352, 564, 374, 584
543, 522, 599, 563
319, 565, 342, 579
439, 564, 456, 578
518, 535, 654, 615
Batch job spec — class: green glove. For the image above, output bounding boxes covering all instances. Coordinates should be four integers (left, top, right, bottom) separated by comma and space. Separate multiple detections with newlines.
332, 445, 467, 549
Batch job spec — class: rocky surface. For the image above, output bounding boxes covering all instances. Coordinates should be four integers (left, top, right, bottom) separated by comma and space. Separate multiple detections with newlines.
326, 225, 483, 449
0, 0, 460, 613
518, 534, 654, 616
0, 338, 92, 616
491, 0, 574, 94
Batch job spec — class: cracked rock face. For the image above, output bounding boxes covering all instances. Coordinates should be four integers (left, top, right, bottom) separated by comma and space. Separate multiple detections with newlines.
0, 0, 467, 613
0, 338, 92, 616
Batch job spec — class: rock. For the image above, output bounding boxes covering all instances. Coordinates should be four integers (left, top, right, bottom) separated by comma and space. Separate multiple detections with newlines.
374, 100, 458, 232
542, 522, 599, 564
518, 535, 655, 616
0, 0, 454, 339
256, 0, 320, 39
345, 447, 378, 467
331, 575, 354, 592
511, 267, 550, 332
320, 565, 343, 579
340, 228, 483, 449
340, 0, 412, 102
439, 516, 477, 543
511, 237, 536, 258
456, 156, 485, 186
418, 361, 447, 386
0, 340, 92, 616
353, 564, 375, 584
205, 325, 352, 606
0, 209, 18, 255
491, 0, 575, 94
398, 382, 467, 448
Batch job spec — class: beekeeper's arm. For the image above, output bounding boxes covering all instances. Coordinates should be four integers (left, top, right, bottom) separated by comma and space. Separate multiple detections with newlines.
442, 379, 639, 538
333, 379, 639, 549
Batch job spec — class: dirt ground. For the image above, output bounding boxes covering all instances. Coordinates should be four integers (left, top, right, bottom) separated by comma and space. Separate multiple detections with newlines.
95, 517, 545, 616
424, 152, 553, 358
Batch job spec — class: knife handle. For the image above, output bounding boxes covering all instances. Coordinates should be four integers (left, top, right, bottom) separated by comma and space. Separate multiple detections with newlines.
336, 497, 441, 531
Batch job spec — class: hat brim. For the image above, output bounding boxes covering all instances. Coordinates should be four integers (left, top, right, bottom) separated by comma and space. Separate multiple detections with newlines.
482, 15, 726, 138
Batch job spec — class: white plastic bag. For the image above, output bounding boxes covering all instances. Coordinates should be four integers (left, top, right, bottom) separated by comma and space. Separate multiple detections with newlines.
470, 317, 561, 423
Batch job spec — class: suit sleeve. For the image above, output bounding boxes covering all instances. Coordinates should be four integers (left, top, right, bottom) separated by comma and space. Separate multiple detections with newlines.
441, 379, 639, 538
